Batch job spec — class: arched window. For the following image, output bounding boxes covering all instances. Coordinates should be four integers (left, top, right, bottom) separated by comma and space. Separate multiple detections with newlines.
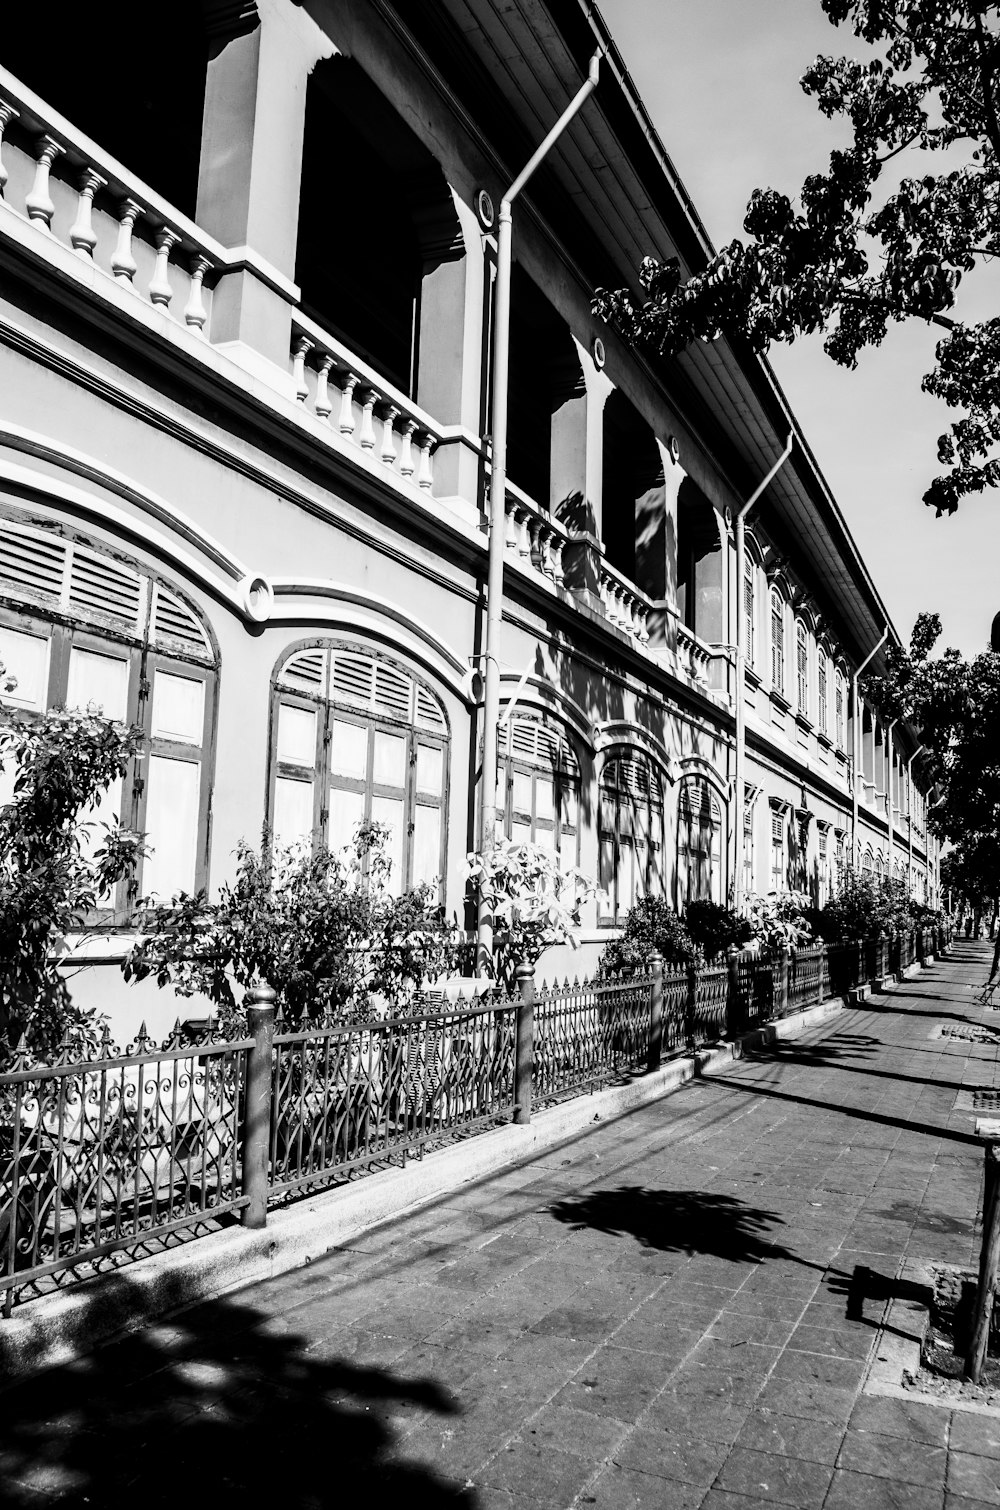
497, 716, 580, 864
817, 824, 830, 906
270, 641, 449, 896
598, 751, 665, 925
770, 590, 785, 694
835, 670, 846, 748
861, 849, 874, 876
769, 803, 787, 892
743, 557, 756, 668
0, 508, 218, 914
677, 778, 723, 907
817, 652, 828, 734
796, 619, 809, 716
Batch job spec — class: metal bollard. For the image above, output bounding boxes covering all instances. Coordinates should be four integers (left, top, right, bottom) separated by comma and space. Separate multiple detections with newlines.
241, 981, 276, 1229
648, 951, 664, 1071
514, 961, 535, 1125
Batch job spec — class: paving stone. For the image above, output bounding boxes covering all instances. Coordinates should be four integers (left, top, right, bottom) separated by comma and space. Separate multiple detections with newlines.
824, 1466, 945, 1509
949, 1409, 1000, 1460
584, 1460, 706, 1509
733, 1410, 846, 1464
847, 1392, 951, 1446
712, 1444, 835, 1507
612, 1425, 731, 1486
837, 1428, 947, 1486
947, 1449, 1000, 1502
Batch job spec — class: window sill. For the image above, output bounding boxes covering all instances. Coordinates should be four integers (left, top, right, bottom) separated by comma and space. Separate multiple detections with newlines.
816, 730, 834, 750
769, 690, 791, 713
794, 712, 814, 733
744, 664, 762, 689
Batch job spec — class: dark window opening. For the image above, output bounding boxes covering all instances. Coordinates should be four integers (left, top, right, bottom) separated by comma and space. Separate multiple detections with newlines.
676, 477, 723, 641
602, 390, 664, 590
506, 265, 581, 509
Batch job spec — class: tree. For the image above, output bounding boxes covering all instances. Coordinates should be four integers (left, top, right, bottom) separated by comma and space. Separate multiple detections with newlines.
0, 692, 145, 1062
864, 611, 1000, 895
594, 1, 1000, 515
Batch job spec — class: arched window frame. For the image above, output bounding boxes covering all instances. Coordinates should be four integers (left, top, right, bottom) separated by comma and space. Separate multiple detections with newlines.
817, 645, 829, 735
598, 749, 665, 927
497, 714, 581, 867
770, 588, 786, 696
769, 801, 788, 892
834, 666, 847, 749
0, 506, 219, 920
743, 551, 757, 670
677, 776, 724, 909
268, 639, 450, 898
795, 618, 810, 718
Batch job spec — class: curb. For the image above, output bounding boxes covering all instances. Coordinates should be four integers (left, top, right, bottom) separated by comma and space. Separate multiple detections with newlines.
0, 993, 844, 1381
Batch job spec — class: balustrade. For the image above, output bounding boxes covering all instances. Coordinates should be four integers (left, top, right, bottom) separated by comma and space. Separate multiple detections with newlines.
500, 482, 568, 589
290, 314, 441, 492
0, 68, 224, 335
598, 561, 652, 644
676, 622, 712, 683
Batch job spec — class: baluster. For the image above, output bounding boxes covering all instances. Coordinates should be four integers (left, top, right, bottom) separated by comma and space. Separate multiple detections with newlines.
379, 404, 399, 466
550, 537, 565, 586
398, 418, 416, 478
637, 603, 650, 644
314, 354, 334, 421
517, 510, 532, 560
292, 335, 313, 403
358, 389, 378, 450
505, 502, 520, 554
529, 518, 544, 572
416, 432, 434, 490
538, 525, 555, 579
183, 255, 211, 334
0, 102, 19, 197
338, 372, 359, 436
148, 227, 179, 307
111, 198, 143, 283
69, 167, 106, 257
25, 136, 64, 232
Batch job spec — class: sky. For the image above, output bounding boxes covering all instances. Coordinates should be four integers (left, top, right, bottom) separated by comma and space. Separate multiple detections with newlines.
600, 0, 998, 659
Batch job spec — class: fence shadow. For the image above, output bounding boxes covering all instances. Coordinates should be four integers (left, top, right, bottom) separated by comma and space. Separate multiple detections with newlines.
0, 1272, 470, 1509
546, 1186, 814, 1268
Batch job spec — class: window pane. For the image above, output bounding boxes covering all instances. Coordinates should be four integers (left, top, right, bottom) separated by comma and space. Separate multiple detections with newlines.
150, 669, 204, 744
328, 786, 366, 852
330, 719, 369, 781
370, 794, 404, 890
277, 704, 316, 768
535, 777, 554, 824
534, 825, 555, 852
562, 783, 578, 831
142, 756, 199, 898
373, 729, 406, 789
67, 646, 130, 723
412, 804, 441, 887
273, 775, 313, 851
0, 627, 50, 712
511, 770, 532, 815
416, 742, 443, 798
78, 775, 124, 903
599, 836, 615, 916
511, 816, 531, 845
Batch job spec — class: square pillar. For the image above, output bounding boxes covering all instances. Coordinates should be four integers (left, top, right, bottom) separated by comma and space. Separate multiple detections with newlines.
551, 339, 612, 611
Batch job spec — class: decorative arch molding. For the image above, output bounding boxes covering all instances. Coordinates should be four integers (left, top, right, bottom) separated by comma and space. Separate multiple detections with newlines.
594, 720, 675, 778
497, 674, 595, 751
0, 431, 273, 619
268, 578, 472, 704
673, 754, 731, 803
743, 528, 766, 568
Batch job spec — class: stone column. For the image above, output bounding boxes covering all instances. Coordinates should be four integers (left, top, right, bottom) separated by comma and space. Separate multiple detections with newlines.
197, 0, 335, 366
551, 337, 612, 610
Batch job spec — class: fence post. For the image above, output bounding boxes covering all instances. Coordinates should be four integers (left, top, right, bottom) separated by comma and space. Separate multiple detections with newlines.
241, 981, 276, 1230
726, 945, 741, 1036
776, 944, 790, 1018
967, 1121, 1000, 1383
917, 927, 927, 968
647, 951, 664, 1072
686, 962, 698, 1052
514, 960, 535, 1125
819, 942, 827, 1005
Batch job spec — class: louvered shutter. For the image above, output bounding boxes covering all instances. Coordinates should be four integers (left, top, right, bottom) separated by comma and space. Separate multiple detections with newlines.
151, 583, 213, 662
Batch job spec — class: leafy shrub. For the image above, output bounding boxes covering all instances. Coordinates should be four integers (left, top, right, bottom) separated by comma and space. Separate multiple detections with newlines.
125, 824, 465, 1030
599, 895, 696, 976
814, 869, 912, 942
465, 841, 598, 990
746, 891, 815, 952
684, 899, 752, 961
0, 686, 145, 1063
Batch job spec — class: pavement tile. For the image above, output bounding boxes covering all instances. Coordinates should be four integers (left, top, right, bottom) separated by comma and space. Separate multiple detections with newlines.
837, 1428, 947, 1486
711, 1444, 835, 1507
824, 1466, 945, 1509
584, 1461, 706, 1508
847, 1393, 951, 1446
612, 1425, 731, 1486
947, 1449, 1000, 1502
785, 1322, 874, 1360
685, 1337, 781, 1377
478, 1440, 599, 1506
949, 1410, 1000, 1459
768, 1348, 867, 1390
753, 1377, 859, 1424
733, 1409, 846, 1464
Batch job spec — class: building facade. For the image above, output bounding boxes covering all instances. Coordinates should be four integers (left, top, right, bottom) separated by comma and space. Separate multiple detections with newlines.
0, 0, 937, 1034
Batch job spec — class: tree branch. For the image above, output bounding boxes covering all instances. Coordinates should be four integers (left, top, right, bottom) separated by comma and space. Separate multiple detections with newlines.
974, 12, 1000, 162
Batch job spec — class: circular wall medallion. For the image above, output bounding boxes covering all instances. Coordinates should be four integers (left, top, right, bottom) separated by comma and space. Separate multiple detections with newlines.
669, 435, 681, 464
240, 574, 274, 624
476, 189, 495, 230
591, 335, 606, 370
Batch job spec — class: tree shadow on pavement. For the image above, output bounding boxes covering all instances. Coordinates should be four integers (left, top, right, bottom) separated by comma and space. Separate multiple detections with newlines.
701, 1072, 981, 1145
0, 1271, 470, 1510
744, 1039, 973, 1095
546, 1186, 816, 1268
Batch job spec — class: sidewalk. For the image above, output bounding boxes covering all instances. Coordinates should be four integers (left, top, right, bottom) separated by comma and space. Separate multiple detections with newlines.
2, 941, 999, 1509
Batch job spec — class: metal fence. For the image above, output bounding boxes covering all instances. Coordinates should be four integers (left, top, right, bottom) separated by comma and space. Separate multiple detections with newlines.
0, 924, 946, 1311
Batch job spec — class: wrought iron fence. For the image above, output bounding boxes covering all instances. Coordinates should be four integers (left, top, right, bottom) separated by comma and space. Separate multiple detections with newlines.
0, 925, 933, 1312
0, 1023, 250, 1313
533, 972, 652, 1100
268, 997, 518, 1198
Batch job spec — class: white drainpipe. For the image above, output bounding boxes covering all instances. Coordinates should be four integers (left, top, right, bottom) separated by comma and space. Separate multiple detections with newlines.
851, 626, 887, 868
476, 51, 602, 969
732, 434, 793, 909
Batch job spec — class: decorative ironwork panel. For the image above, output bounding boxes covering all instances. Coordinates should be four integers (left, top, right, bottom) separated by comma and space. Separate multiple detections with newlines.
826, 943, 857, 996
268, 999, 516, 1195
662, 970, 688, 1055
691, 966, 729, 1045
533, 973, 652, 1099
0, 1025, 249, 1312
789, 947, 824, 1013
